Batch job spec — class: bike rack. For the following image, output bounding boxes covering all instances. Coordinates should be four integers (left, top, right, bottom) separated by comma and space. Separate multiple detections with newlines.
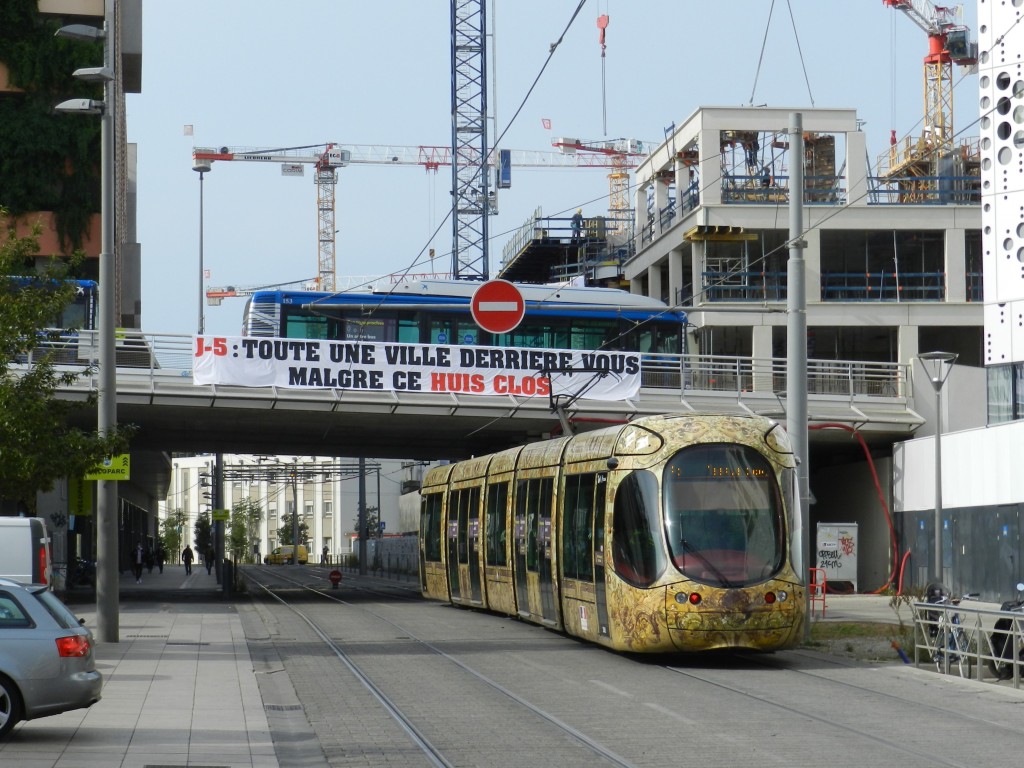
913, 601, 1024, 688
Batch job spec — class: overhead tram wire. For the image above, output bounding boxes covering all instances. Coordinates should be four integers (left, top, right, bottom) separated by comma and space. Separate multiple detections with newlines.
302, 6, 1010, 447
304, 0, 592, 319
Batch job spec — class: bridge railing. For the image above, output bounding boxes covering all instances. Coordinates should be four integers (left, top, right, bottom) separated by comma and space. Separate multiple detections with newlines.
19, 330, 907, 400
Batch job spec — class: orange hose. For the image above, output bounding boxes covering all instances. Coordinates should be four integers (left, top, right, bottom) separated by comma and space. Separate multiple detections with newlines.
808, 423, 897, 594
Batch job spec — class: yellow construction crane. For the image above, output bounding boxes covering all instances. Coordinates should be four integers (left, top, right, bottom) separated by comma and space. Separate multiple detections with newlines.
880, 1, 977, 193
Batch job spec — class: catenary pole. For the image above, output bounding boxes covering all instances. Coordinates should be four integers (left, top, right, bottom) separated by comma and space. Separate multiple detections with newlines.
786, 113, 811, 638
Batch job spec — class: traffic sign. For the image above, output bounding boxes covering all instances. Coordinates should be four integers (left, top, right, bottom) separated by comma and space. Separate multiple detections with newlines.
471, 279, 525, 334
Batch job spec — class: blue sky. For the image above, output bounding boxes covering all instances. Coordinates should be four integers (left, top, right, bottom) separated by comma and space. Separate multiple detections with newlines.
128, 0, 980, 336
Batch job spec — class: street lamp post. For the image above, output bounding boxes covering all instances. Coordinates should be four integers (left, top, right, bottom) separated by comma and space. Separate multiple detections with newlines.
55, 1, 119, 643
193, 160, 211, 335
917, 350, 958, 582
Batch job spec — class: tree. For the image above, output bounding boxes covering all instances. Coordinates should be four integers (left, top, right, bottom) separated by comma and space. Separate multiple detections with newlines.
193, 511, 212, 558
353, 504, 381, 539
277, 511, 309, 547
229, 498, 262, 564
0, 210, 131, 513
160, 508, 188, 561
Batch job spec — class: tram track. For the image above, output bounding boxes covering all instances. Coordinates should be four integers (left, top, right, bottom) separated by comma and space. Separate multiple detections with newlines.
661, 651, 1024, 768
245, 565, 637, 768
241, 566, 1024, 767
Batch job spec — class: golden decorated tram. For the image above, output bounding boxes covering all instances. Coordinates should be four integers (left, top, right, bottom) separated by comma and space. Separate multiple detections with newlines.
419, 413, 806, 654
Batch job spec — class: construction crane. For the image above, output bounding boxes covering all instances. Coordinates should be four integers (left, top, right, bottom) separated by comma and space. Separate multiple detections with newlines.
551, 137, 651, 231
195, 142, 649, 300
193, 145, 350, 292
880, 1, 977, 189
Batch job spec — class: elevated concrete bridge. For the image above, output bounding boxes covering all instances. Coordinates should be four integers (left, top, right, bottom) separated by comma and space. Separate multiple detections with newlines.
34, 331, 923, 461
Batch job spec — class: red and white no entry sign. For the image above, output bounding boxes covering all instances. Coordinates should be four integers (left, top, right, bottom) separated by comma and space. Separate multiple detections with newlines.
471, 279, 525, 334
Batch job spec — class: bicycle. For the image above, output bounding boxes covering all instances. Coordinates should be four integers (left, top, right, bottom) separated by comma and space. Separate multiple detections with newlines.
926, 587, 979, 678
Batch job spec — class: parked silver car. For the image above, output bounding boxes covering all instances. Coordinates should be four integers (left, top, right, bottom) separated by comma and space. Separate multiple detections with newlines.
0, 578, 102, 738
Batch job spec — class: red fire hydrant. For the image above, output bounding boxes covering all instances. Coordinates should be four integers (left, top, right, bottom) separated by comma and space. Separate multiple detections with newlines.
328, 569, 342, 589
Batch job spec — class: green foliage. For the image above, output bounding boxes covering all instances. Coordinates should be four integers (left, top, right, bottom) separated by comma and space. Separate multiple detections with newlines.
353, 505, 381, 539
0, 210, 130, 512
0, 0, 103, 250
277, 511, 309, 547
160, 508, 188, 560
230, 498, 263, 563
193, 511, 212, 556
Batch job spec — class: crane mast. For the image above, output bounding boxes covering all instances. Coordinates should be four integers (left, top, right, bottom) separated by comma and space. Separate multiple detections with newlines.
881, 1, 977, 191
192, 145, 349, 292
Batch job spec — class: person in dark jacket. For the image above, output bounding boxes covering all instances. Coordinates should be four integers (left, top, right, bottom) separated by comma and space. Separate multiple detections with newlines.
182, 545, 194, 575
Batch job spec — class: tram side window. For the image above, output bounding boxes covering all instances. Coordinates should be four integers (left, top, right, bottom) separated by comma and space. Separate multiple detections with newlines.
421, 492, 443, 562
636, 323, 683, 354
485, 482, 509, 567
284, 311, 330, 340
562, 474, 597, 580
611, 470, 665, 587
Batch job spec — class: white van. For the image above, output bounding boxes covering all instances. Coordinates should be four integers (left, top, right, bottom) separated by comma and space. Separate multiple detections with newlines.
0, 517, 52, 585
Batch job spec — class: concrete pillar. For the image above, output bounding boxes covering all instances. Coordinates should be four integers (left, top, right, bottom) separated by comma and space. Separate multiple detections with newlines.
647, 263, 663, 303
751, 325, 775, 392
699, 129, 720, 203
846, 130, 868, 208
897, 325, 919, 399
668, 246, 685, 307
945, 228, 966, 302
653, 178, 669, 235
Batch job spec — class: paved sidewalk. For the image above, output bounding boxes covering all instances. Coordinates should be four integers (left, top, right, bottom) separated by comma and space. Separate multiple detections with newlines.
0, 566, 278, 768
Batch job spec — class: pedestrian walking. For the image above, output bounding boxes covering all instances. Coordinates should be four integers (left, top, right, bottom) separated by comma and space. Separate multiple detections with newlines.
206, 547, 215, 575
156, 544, 165, 574
321, 545, 329, 566
133, 541, 145, 584
182, 545, 194, 575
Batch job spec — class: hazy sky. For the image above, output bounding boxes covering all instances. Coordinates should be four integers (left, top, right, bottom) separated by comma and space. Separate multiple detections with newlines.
128, 0, 981, 336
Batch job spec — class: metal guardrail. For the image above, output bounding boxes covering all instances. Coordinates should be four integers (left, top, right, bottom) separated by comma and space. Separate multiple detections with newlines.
18, 330, 909, 401
913, 601, 1024, 688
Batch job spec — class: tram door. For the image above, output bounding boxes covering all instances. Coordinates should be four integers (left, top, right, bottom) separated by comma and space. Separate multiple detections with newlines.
448, 488, 482, 604
446, 498, 460, 601
464, 487, 482, 604
513, 477, 558, 624
592, 474, 609, 637
563, 472, 610, 638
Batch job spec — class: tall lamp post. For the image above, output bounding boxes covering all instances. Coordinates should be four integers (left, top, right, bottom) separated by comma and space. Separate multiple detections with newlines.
55, 1, 119, 643
917, 351, 958, 582
193, 159, 211, 335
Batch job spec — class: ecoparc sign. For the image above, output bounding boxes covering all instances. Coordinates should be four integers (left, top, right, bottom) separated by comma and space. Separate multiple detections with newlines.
192, 336, 642, 401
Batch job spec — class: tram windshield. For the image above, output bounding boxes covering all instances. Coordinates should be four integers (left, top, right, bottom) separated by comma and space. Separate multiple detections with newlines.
663, 444, 784, 587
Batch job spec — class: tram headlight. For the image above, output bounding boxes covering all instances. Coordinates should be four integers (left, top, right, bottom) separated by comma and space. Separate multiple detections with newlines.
673, 592, 702, 605
777, 590, 788, 602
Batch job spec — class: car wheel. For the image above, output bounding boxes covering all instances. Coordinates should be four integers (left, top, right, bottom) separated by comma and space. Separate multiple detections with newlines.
0, 674, 24, 739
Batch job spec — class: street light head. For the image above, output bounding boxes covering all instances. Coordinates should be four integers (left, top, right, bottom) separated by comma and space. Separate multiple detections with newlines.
55, 23, 105, 42
72, 66, 114, 83
54, 98, 105, 115
917, 350, 958, 392
193, 160, 212, 173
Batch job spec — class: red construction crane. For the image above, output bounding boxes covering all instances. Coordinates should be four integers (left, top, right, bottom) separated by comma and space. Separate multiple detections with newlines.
192, 142, 649, 294
881, 1, 977, 179
550, 137, 650, 231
